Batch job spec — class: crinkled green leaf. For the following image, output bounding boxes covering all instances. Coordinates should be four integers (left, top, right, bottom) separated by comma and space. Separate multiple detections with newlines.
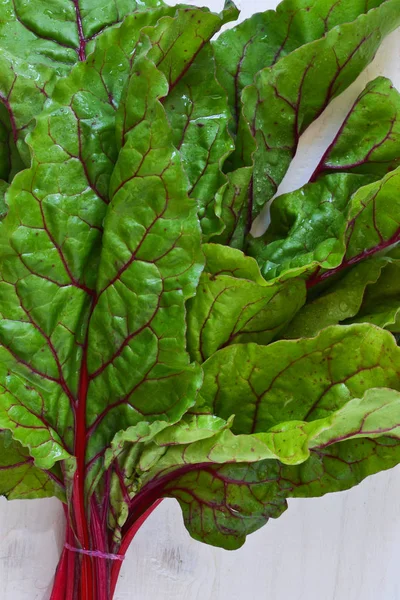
0, 0, 168, 69
284, 246, 400, 338
213, 0, 391, 136
187, 244, 306, 362
135, 385, 400, 548
348, 250, 400, 331
281, 432, 400, 499
251, 171, 400, 288
85, 52, 203, 478
202, 243, 267, 283
197, 325, 400, 432
283, 258, 386, 338
204, 166, 253, 245
0, 51, 56, 166
0, 430, 64, 500
144, 3, 238, 91
241, 1, 400, 236
163, 45, 233, 237
249, 78, 400, 281
249, 173, 375, 280
162, 461, 288, 550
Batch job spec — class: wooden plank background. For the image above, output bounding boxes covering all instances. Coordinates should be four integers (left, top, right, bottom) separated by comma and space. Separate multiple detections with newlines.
1, 1, 400, 598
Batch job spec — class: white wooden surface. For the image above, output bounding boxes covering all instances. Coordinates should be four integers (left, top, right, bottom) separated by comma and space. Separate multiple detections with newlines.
1, 1, 400, 598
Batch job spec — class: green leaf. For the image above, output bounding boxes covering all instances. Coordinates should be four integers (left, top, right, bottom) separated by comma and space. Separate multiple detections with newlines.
249, 78, 400, 280
250, 163, 400, 287
0, 17, 142, 464
282, 432, 400, 499
163, 45, 234, 237
283, 258, 386, 338
249, 173, 373, 280
310, 76, 400, 181
0, 0, 168, 69
0, 6, 221, 469
85, 52, 203, 476
348, 251, 400, 331
197, 325, 400, 432
204, 166, 253, 245
144, 4, 238, 92
187, 244, 306, 362
0, 51, 56, 167
243, 0, 400, 227
136, 384, 400, 549
162, 461, 288, 550
213, 0, 391, 136
0, 430, 64, 500
202, 243, 267, 283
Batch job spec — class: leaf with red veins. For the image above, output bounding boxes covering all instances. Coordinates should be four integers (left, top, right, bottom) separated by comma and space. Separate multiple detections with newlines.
132, 383, 400, 549
311, 77, 400, 180
213, 0, 389, 137
0, 19, 160, 464
248, 173, 374, 281
241, 0, 400, 228
0, 0, 169, 70
105, 415, 230, 540
283, 258, 387, 339
0, 429, 65, 500
196, 324, 400, 434
0, 50, 56, 168
248, 78, 400, 281
346, 249, 400, 331
145, 4, 240, 237
163, 45, 234, 240
84, 54, 203, 475
282, 433, 400, 500
186, 244, 305, 363
143, 3, 238, 93
163, 462, 287, 550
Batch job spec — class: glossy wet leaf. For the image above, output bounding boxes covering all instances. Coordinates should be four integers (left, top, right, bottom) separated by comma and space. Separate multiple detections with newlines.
163, 45, 233, 236
85, 52, 204, 475
0, 0, 168, 69
242, 1, 400, 230
214, 0, 389, 135
249, 77, 400, 280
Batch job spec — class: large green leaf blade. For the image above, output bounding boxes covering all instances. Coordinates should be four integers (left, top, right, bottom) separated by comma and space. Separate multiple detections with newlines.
135, 384, 400, 549
163, 45, 234, 238
0, 430, 64, 500
0, 0, 168, 69
187, 244, 306, 362
235, 0, 400, 242
197, 325, 400, 432
0, 16, 147, 466
213, 0, 391, 135
85, 53, 203, 472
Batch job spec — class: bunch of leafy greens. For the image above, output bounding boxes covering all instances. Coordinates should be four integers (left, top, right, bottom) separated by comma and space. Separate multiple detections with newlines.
1, 0, 400, 597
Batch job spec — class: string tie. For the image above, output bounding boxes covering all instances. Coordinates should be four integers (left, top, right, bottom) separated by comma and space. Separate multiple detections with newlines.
65, 543, 125, 561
